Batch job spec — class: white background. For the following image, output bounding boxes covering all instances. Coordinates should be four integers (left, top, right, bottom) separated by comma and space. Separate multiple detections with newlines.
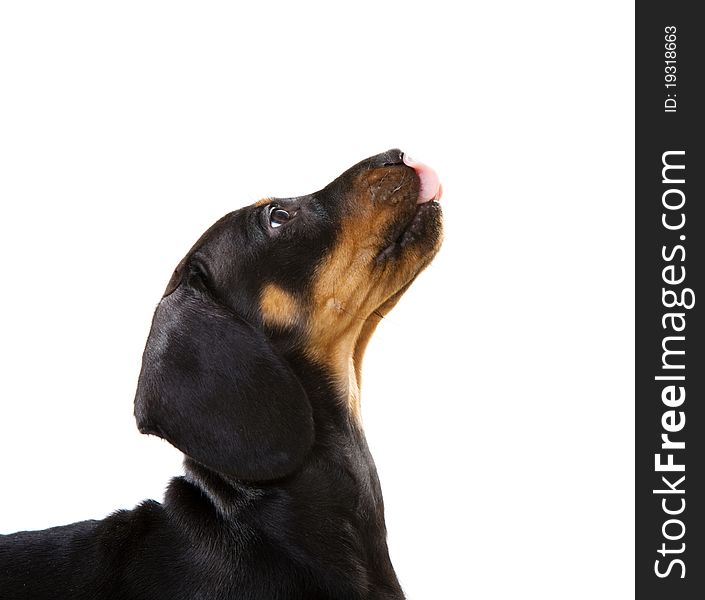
0, 2, 634, 598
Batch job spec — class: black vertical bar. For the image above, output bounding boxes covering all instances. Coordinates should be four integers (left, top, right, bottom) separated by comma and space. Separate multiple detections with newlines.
636, 3, 704, 599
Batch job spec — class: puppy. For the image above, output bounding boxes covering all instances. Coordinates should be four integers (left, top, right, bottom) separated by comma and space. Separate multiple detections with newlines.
0, 149, 443, 599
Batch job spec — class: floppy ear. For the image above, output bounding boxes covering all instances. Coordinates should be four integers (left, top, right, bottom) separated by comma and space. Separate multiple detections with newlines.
134, 285, 314, 481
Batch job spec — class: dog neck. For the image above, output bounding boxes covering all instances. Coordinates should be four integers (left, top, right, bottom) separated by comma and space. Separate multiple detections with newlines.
170, 370, 402, 598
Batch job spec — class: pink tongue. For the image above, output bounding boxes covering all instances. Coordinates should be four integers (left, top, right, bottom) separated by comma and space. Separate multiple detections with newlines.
403, 154, 443, 203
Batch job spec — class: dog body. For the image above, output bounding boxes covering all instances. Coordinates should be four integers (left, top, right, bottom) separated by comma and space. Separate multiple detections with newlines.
0, 150, 442, 599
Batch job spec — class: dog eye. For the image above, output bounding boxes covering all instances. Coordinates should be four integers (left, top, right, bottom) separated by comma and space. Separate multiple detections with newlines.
269, 208, 292, 228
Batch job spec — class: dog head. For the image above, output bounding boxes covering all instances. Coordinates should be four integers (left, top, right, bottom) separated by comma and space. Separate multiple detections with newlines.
134, 149, 443, 481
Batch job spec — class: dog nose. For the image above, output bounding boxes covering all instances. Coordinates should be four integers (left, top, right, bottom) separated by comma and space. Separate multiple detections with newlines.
374, 148, 405, 167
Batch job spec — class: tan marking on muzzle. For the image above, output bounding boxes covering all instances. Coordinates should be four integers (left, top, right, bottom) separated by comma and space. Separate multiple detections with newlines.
303, 176, 401, 420
303, 165, 441, 423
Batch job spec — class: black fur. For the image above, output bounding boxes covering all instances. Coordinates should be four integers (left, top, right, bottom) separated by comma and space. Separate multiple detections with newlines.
0, 149, 439, 599
135, 285, 314, 482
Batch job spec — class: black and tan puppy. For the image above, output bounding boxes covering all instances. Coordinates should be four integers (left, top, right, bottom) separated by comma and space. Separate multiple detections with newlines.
0, 149, 443, 599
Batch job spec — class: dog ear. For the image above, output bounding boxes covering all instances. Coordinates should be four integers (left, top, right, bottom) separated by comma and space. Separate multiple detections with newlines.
134, 285, 314, 481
